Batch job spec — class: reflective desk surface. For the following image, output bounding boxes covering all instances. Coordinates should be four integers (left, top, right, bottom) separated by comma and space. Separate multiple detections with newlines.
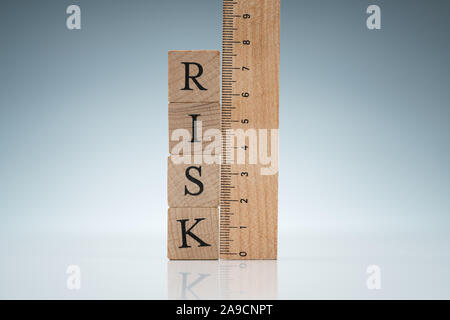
1, 227, 449, 299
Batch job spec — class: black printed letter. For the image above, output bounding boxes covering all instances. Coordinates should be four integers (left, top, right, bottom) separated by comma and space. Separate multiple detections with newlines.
181, 62, 207, 91
177, 218, 211, 248
185, 166, 204, 196
189, 114, 201, 143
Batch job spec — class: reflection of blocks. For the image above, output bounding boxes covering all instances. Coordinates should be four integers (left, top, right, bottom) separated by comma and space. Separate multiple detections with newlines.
167, 261, 219, 299
168, 50, 220, 103
167, 157, 219, 208
168, 208, 219, 260
169, 102, 220, 155
219, 261, 278, 299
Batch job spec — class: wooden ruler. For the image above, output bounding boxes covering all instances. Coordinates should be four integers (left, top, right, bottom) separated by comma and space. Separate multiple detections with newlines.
220, 0, 280, 259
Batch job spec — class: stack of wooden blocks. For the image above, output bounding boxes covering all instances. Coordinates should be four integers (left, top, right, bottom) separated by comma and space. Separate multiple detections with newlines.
167, 50, 220, 260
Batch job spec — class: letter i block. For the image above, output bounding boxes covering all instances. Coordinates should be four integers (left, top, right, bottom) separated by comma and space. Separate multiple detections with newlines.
167, 157, 219, 208
168, 50, 220, 103
169, 102, 220, 155
168, 208, 218, 260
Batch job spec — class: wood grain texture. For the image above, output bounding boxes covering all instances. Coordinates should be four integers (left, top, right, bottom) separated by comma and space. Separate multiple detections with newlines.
221, 164, 278, 259
221, 0, 280, 259
168, 157, 219, 208
222, 0, 279, 130
169, 102, 220, 155
168, 208, 219, 260
168, 50, 220, 260
168, 50, 220, 103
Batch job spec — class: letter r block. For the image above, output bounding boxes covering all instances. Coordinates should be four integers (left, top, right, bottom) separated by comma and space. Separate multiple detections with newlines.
168, 50, 220, 103
167, 157, 219, 208
168, 208, 218, 260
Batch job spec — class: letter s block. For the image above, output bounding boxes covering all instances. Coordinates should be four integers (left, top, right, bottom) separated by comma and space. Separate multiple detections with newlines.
168, 208, 218, 260
167, 157, 219, 208
168, 50, 220, 103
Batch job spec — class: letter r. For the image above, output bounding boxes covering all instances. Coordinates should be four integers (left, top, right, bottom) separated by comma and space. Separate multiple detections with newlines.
181, 62, 207, 91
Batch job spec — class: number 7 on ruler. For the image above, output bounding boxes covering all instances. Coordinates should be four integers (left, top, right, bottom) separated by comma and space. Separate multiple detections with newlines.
220, 0, 280, 259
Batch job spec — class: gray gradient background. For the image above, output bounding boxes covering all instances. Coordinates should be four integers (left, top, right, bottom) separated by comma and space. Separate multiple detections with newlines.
1, 0, 449, 299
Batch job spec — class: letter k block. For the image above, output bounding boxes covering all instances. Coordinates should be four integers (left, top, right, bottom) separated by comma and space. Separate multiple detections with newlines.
168, 208, 218, 260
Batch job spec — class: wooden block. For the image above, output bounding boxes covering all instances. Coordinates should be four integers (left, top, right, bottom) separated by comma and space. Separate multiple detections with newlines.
168, 50, 220, 103
169, 102, 220, 155
220, 164, 278, 260
168, 208, 218, 260
168, 157, 219, 207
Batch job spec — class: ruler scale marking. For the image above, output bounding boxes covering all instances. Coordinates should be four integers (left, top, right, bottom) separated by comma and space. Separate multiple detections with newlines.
220, 0, 279, 260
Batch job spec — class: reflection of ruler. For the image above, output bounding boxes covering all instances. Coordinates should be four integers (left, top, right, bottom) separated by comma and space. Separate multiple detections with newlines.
220, 0, 279, 259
